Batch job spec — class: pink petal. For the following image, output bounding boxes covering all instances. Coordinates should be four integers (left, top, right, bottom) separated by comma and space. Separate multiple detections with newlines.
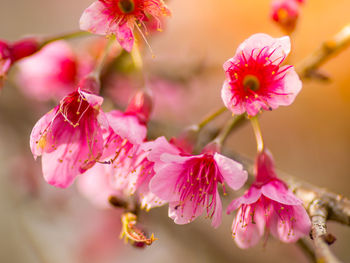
168, 200, 204, 225
116, 22, 135, 52
30, 107, 58, 159
141, 136, 181, 170
107, 110, 147, 145
214, 153, 248, 190
79, 1, 112, 35
149, 163, 182, 201
262, 180, 302, 205
227, 186, 262, 214
289, 205, 311, 240
80, 89, 104, 107
269, 204, 311, 243
236, 33, 291, 65
269, 66, 302, 107
233, 205, 266, 249
221, 80, 245, 115
211, 191, 223, 228
41, 119, 104, 188
160, 152, 191, 164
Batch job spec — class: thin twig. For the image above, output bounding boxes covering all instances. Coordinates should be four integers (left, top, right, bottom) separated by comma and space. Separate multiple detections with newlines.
297, 239, 316, 263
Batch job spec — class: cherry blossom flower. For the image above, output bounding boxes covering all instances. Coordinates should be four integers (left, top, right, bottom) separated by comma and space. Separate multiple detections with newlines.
145, 140, 248, 228
227, 150, 311, 248
271, 0, 300, 33
0, 38, 39, 89
222, 33, 302, 116
16, 41, 92, 101
78, 92, 165, 210
30, 76, 107, 188
80, 0, 171, 52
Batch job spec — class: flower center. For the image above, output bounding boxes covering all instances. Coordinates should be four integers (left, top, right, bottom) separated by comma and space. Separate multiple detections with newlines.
243, 74, 260, 91
118, 0, 135, 14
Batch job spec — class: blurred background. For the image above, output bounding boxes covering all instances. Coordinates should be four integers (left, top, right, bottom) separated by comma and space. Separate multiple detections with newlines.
0, 0, 350, 262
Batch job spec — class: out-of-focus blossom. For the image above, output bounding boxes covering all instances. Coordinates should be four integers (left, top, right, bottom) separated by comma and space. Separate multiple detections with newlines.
16, 41, 93, 101
145, 139, 248, 228
222, 33, 302, 116
271, 0, 300, 33
76, 209, 122, 263
30, 76, 107, 188
105, 74, 192, 123
0, 38, 40, 89
80, 0, 171, 52
227, 150, 311, 248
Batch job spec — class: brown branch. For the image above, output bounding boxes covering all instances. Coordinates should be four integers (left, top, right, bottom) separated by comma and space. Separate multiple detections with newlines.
296, 24, 350, 80
308, 199, 342, 263
284, 175, 350, 227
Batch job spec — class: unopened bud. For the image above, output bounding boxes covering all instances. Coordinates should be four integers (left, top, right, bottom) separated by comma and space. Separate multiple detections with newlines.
11, 37, 40, 62
78, 75, 100, 94
126, 91, 153, 123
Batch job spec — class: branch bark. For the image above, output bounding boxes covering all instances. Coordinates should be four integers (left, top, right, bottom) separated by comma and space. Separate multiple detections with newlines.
296, 24, 350, 80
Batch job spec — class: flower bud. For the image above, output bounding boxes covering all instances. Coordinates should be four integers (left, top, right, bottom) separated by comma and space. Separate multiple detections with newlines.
11, 37, 40, 62
78, 75, 100, 94
126, 91, 153, 123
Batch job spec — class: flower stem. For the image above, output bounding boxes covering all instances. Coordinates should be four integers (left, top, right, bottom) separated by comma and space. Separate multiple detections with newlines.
91, 37, 114, 79
215, 114, 245, 147
250, 116, 264, 152
39, 30, 91, 48
197, 106, 227, 131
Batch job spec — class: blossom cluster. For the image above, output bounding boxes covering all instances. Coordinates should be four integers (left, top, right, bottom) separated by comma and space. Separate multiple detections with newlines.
1, 0, 311, 251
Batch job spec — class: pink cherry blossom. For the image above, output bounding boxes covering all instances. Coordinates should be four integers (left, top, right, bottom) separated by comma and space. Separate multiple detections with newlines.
146, 140, 248, 228
78, 92, 164, 210
80, 0, 171, 52
227, 150, 311, 248
271, 0, 300, 33
222, 33, 302, 116
16, 41, 92, 101
30, 77, 107, 188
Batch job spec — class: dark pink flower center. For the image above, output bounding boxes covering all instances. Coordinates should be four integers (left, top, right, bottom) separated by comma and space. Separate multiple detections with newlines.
175, 154, 225, 219
226, 47, 292, 108
59, 90, 97, 127
100, 0, 144, 16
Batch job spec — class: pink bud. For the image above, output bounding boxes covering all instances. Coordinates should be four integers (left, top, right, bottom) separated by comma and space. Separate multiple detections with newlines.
126, 91, 153, 123
79, 75, 100, 94
11, 38, 40, 62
